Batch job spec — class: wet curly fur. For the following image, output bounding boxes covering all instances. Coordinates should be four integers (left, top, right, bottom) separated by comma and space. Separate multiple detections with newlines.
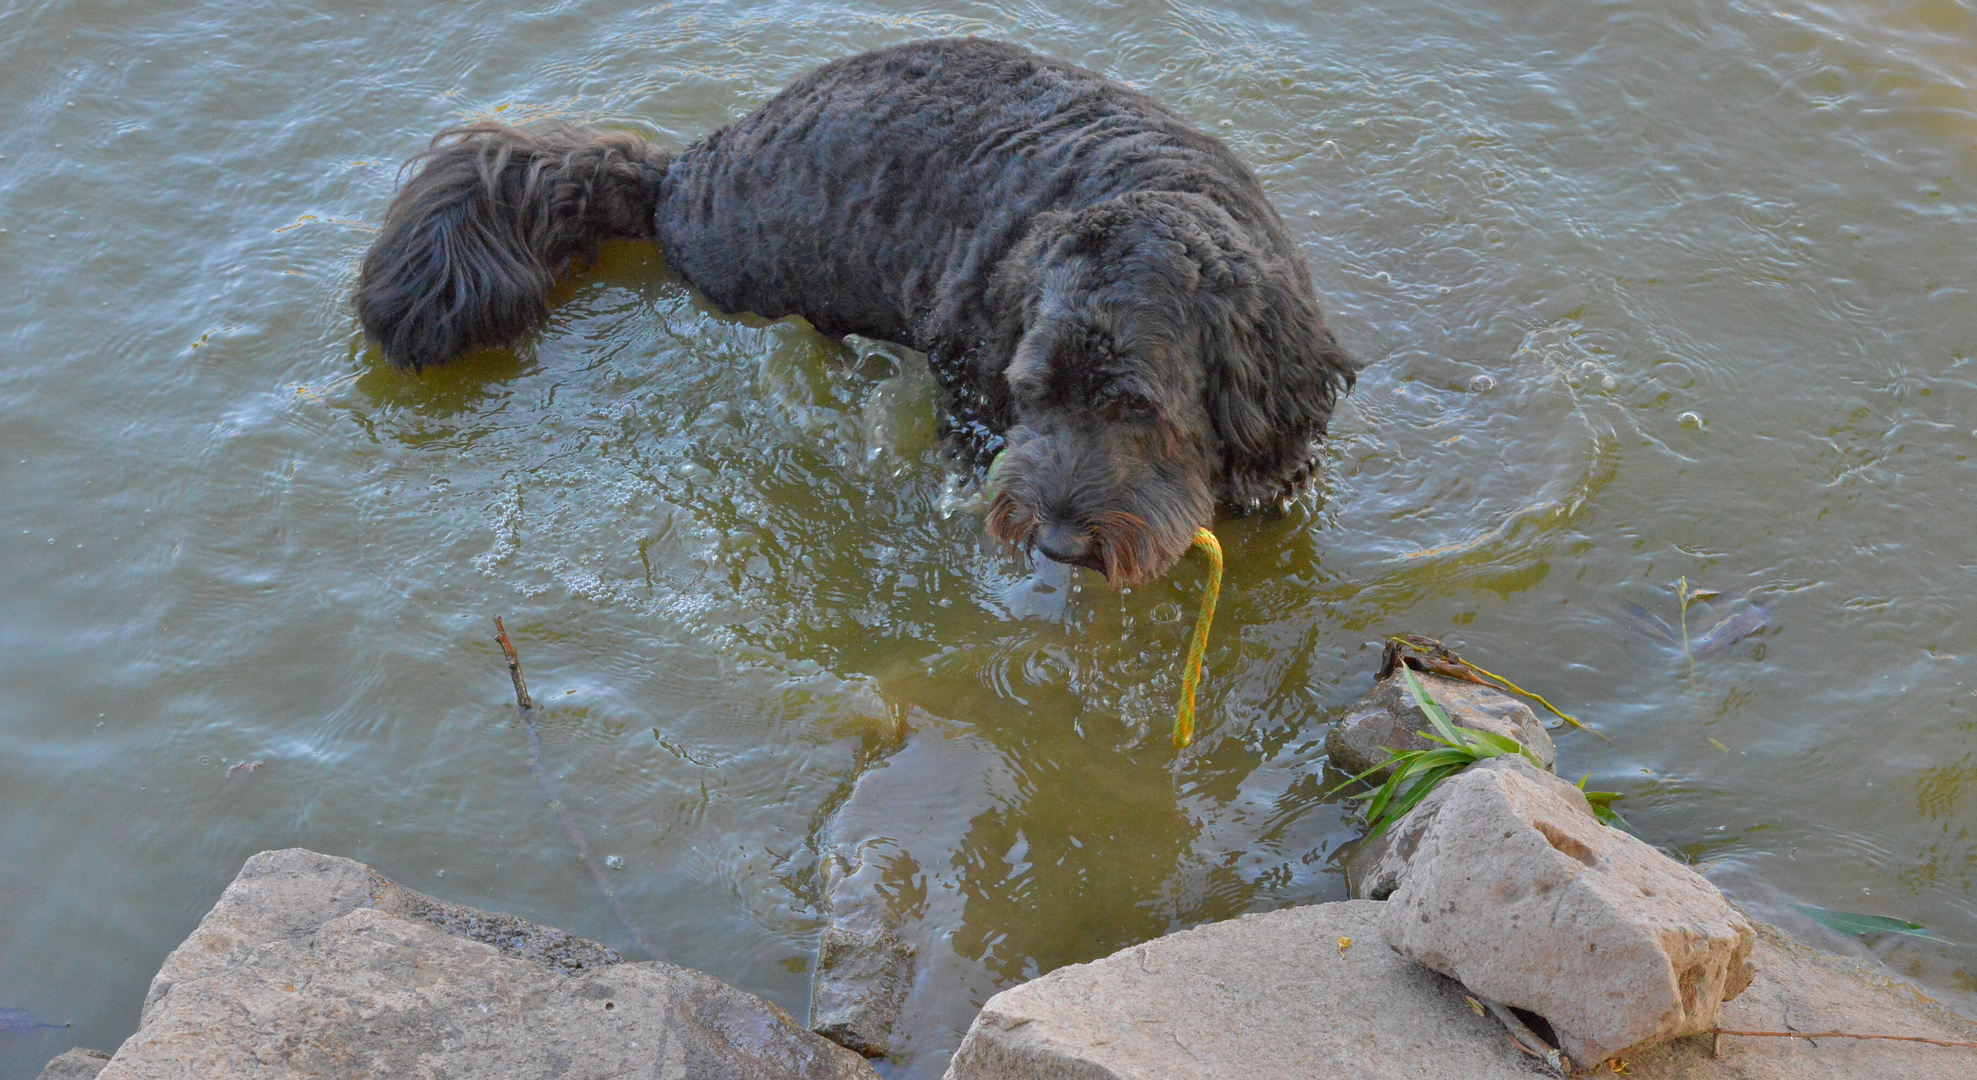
357, 38, 1357, 587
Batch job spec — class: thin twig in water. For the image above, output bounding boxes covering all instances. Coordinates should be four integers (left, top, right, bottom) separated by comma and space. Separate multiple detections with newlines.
495, 616, 655, 958
1714, 1028, 1977, 1049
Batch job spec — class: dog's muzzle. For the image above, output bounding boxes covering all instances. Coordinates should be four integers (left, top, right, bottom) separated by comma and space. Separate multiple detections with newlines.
1034, 522, 1104, 572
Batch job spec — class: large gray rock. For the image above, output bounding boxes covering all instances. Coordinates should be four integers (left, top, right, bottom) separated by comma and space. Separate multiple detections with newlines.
940, 899, 1977, 1080
943, 900, 1538, 1079
93, 848, 877, 1080
1381, 756, 1757, 1067
1325, 670, 1554, 781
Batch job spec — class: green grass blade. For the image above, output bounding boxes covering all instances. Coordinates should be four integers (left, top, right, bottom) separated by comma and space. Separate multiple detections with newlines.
1582, 791, 1623, 824
1418, 731, 1474, 753
1363, 778, 1402, 825
1367, 765, 1463, 839
1363, 749, 1457, 824
1459, 727, 1524, 756
1322, 750, 1423, 799
1401, 666, 1470, 749
1362, 765, 1410, 824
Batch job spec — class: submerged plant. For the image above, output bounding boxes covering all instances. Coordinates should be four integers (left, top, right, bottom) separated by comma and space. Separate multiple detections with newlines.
1331, 667, 1623, 839
1618, 577, 1770, 679
1789, 903, 1947, 942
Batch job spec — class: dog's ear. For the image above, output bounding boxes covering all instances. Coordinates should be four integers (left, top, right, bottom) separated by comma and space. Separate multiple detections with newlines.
1196, 253, 1357, 508
971, 210, 1075, 364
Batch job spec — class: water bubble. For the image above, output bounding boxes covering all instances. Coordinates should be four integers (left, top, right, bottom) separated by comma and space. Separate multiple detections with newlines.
1469, 374, 1497, 393
1679, 411, 1705, 430
1601, 375, 1618, 390
604, 855, 625, 870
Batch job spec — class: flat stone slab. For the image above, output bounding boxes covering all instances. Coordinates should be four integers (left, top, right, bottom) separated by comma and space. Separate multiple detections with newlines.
86, 848, 877, 1080
942, 900, 1977, 1080
944, 900, 1537, 1080
1628, 920, 1977, 1078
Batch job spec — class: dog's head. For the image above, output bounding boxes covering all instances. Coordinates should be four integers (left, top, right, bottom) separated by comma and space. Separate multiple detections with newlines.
984, 192, 1354, 587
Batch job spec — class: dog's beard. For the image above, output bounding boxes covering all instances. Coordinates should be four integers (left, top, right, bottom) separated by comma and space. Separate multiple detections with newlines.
986, 492, 1194, 589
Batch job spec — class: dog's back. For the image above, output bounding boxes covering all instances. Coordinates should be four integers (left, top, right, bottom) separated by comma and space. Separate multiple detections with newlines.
658, 39, 1296, 353
358, 39, 1315, 375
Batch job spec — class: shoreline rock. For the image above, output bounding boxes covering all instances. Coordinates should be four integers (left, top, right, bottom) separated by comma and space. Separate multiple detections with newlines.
943, 899, 1977, 1079
41, 845, 1977, 1080
64, 849, 877, 1080
1324, 669, 1556, 782
36, 1049, 111, 1080
944, 900, 1532, 1080
1377, 755, 1756, 1064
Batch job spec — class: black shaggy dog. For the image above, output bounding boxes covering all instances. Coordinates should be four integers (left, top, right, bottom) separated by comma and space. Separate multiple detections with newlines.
357, 38, 1356, 587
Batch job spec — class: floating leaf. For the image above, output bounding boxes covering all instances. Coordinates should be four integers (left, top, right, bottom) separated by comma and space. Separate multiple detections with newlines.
1790, 903, 1948, 942
1708, 737, 1728, 752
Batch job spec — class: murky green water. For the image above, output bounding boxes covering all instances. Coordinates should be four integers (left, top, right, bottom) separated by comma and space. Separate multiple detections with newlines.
3, 0, 1975, 1074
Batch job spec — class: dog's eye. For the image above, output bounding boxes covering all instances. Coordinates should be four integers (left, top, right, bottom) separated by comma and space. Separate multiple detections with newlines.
1103, 387, 1157, 418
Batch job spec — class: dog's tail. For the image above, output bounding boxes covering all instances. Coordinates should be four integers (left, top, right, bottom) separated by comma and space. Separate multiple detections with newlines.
356, 122, 671, 371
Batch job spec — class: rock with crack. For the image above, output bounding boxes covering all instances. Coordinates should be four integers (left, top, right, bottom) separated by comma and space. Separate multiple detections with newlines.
87, 848, 878, 1080
1324, 669, 1555, 782
1378, 755, 1758, 1066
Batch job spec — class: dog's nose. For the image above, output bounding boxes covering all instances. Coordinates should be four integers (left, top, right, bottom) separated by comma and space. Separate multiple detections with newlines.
1035, 523, 1100, 569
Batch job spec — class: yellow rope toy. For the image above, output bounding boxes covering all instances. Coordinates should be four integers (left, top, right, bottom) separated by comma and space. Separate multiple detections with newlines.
1173, 526, 1223, 749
